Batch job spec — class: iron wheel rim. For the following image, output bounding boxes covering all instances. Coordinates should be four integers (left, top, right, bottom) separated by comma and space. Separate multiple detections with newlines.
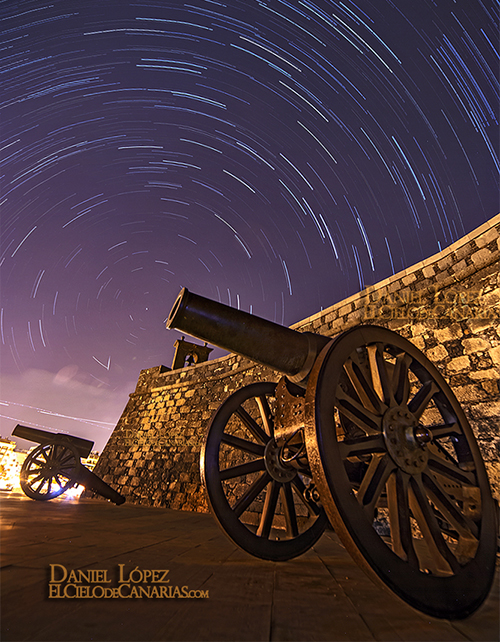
304, 326, 497, 619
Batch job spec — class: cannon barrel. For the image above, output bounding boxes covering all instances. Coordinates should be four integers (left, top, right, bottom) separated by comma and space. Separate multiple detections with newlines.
166, 288, 330, 382
13, 424, 94, 459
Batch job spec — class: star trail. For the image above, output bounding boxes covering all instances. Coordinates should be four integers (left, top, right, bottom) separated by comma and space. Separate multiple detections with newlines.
1, 0, 498, 449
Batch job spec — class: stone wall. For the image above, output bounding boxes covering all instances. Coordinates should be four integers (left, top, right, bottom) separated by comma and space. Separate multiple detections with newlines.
89, 213, 500, 508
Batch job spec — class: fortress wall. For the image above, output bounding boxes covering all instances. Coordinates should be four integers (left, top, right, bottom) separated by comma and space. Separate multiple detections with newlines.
89, 213, 500, 509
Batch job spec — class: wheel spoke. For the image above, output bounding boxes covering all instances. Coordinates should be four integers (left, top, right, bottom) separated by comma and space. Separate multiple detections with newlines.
57, 451, 76, 465
221, 433, 265, 456
335, 388, 382, 435
26, 466, 44, 476
235, 406, 269, 445
219, 458, 266, 481
429, 423, 461, 439
256, 480, 280, 538
408, 380, 440, 420
427, 450, 476, 486
338, 434, 386, 459
38, 448, 49, 462
232, 471, 271, 517
367, 343, 395, 408
357, 453, 396, 519
256, 395, 274, 437
422, 472, 479, 539
386, 471, 419, 567
281, 483, 299, 537
34, 478, 47, 493
409, 476, 461, 575
344, 355, 387, 415
392, 352, 412, 406
59, 464, 76, 476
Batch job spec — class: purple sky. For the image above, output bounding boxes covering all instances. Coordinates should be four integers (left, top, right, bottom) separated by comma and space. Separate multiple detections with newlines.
1, 1, 498, 451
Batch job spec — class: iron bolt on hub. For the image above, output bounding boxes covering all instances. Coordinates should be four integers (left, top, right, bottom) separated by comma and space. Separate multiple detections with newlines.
382, 406, 431, 474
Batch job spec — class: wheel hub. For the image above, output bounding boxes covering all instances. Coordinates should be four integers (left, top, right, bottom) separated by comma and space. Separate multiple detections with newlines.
264, 439, 296, 483
382, 406, 431, 474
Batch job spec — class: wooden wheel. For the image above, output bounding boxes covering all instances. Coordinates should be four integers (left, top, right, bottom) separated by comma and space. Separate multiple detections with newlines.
201, 382, 327, 561
20, 441, 80, 500
304, 326, 498, 619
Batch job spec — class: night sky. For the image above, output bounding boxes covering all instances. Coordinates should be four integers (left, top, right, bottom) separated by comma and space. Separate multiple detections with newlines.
1, 1, 498, 451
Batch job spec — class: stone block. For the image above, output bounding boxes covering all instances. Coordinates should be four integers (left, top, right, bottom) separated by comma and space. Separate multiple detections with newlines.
452, 258, 467, 275
447, 355, 470, 372
481, 291, 500, 308
435, 270, 453, 284
475, 227, 499, 247
462, 337, 491, 354
422, 266, 435, 278
411, 323, 427, 337
453, 384, 487, 403
426, 344, 448, 361
338, 303, 352, 317
402, 273, 417, 285
489, 345, 500, 367
454, 243, 472, 261
387, 280, 402, 293
330, 319, 345, 334
481, 380, 500, 396
353, 295, 369, 310
471, 247, 493, 269
437, 254, 454, 271
387, 319, 408, 331
348, 309, 363, 324
433, 324, 463, 342
470, 400, 500, 418
467, 318, 492, 334
409, 336, 426, 351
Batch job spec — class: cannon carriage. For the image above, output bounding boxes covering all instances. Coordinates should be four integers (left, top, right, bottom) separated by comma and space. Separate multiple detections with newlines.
166, 287, 497, 620
12, 424, 125, 505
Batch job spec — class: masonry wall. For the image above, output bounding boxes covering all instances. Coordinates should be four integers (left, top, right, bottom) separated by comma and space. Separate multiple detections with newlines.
89, 213, 500, 509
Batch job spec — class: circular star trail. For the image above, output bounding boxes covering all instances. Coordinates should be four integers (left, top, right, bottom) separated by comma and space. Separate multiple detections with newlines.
1, 1, 498, 448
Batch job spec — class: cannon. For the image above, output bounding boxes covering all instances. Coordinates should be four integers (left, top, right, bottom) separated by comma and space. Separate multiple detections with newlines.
12, 425, 125, 505
166, 287, 498, 620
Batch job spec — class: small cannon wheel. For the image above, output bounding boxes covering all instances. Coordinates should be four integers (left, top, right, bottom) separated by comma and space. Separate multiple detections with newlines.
201, 382, 327, 561
304, 326, 498, 619
20, 440, 80, 500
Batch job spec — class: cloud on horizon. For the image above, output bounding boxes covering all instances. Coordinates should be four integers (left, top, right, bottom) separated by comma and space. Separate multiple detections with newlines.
0, 367, 135, 452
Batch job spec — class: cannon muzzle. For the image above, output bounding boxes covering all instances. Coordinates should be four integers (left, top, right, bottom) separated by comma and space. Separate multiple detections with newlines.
166, 288, 330, 382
